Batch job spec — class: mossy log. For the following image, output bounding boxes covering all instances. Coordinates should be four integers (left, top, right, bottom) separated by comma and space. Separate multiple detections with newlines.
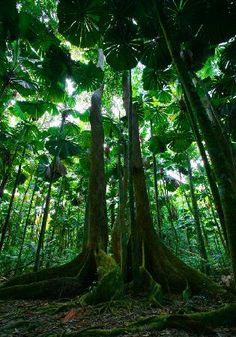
58, 303, 236, 337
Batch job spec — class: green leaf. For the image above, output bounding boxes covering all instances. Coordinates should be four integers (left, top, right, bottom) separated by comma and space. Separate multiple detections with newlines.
168, 132, 193, 153
149, 136, 167, 154
77, 109, 90, 122
0, 0, 19, 43
103, 19, 142, 70
57, 0, 102, 47
79, 130, 91, 149
157, 90, 172, 104
142, 68, 171, 91
19, 12, 58, 49
16, 173, 27, 186
10, 77, 37, 96
11, 101, 56, 120
42, 45, 71, 85
164, 175, 180, 192
140, 37, 171, 70
72, 61, 104, 92
46, 139, 81, 159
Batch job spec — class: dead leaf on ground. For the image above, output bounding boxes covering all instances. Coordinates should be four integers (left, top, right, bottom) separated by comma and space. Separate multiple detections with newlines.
62, 308, 78, 322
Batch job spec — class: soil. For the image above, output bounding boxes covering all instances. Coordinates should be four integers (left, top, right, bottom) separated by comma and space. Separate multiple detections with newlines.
0, 295, 235, 337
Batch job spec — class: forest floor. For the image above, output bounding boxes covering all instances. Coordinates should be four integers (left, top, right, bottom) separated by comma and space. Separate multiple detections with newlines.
0, 294, 236, 337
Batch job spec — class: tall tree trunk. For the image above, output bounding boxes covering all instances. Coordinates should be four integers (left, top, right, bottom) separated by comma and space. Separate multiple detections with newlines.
157, 7, 236, 283
150, 120, 162, 236
82, 190, 89, 250
0, 147, 26, 252
34, 177, 53, 272
187, 155, 209, 273
183, 96, 228, 246
87, 85, 108, 251
118, 133, 129, 276
123, 71, 140, 286
0, 148, 18, 200
16, 175, 38, 272
111, 129, 129, 273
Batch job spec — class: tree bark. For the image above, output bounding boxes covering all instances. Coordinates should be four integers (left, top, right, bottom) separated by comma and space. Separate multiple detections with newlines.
87, 85, 108, 251
187, 155, 209, 273
0, 147, 26, 252
157, 6, 236, 283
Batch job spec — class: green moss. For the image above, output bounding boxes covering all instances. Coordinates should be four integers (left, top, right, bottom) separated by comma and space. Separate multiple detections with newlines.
80, 267, 124, 305
95, 250, 117, 279
138, 267, 163, 305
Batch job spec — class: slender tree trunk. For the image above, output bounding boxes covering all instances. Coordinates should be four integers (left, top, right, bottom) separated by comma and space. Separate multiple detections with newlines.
0, 147, 26, 252
183, 96, 228, 246
118, 134, 129, 277
46, 182, 64, 267
150, 120, 162, 235
187, 155, 209, 273
16, 175, 39, 272
112, 131, 129, 270
0, 149, 18, 200
33, 177, 53, 272
162, 180, 179, 252
11, 171, 34, 247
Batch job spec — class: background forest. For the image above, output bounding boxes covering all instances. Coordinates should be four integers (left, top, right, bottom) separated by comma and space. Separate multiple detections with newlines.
0, 0, 236, 336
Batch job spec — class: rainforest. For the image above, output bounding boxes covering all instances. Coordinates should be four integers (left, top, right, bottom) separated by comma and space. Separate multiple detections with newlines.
0, 1, 236, 336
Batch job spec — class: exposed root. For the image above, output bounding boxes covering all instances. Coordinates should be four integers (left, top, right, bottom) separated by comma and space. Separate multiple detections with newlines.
144, 233, 229, 298
137, 267, 163, 305
58, 303, 236, 336
1, 251, 88, 288
0, 250, 97, 299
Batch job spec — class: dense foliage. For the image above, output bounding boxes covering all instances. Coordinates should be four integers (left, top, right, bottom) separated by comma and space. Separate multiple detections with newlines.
0, 0, 236, 295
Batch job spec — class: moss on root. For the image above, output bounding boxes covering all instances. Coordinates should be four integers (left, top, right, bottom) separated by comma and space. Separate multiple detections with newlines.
80, 250, 124, 305
144, 234, 229, 298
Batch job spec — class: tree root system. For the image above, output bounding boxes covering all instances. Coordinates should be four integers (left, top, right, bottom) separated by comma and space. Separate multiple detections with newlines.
61, 303, 236, 337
